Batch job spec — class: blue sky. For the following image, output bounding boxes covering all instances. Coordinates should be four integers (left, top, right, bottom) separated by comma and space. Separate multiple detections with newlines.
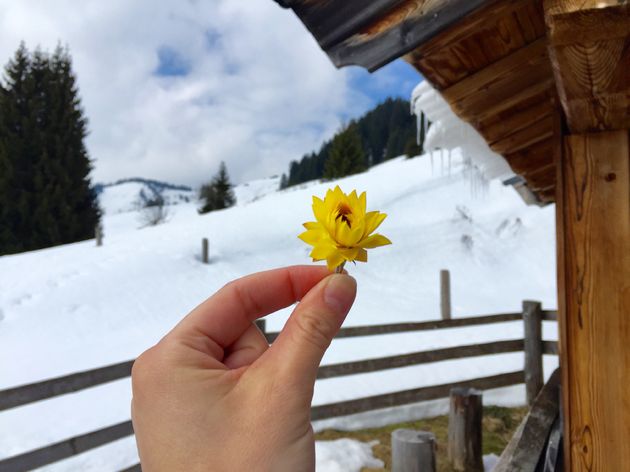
1, 1, 424, 186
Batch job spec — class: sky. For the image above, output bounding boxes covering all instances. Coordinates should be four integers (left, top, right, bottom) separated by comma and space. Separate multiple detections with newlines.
0, 0, 422, 187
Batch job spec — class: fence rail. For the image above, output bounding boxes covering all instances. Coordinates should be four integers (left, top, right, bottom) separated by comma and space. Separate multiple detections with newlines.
0, 307, 558, 472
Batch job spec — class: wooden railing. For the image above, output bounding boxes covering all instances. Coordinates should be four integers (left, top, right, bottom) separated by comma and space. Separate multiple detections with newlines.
0, 304, 558, 472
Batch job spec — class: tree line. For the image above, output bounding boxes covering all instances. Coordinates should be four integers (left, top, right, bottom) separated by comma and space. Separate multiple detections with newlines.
0, 44, 100, 256
279, 97, 428, 189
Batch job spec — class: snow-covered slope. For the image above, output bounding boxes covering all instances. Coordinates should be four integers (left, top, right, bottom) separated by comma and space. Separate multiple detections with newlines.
0, 153, 557, 470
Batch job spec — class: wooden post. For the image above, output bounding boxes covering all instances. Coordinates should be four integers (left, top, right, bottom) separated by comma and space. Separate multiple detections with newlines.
391, 429, 436, 472
523, 300, 543, 406
544, 2, 630, 467
440, 269, 451, 320
447, 387, 483, 472
202, 238, 209, 264
95, 224, 103, 247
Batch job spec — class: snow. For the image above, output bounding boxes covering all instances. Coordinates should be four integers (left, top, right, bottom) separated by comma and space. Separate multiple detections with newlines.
316, 439, 384, 471
411, 81, 513, 181
0, 151, 557, 470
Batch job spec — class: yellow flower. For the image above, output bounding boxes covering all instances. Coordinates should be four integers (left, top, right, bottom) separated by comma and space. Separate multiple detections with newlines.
298, 186, 392, 271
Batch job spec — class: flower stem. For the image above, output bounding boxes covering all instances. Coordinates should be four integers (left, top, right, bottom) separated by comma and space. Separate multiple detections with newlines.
334, 262, 346, 274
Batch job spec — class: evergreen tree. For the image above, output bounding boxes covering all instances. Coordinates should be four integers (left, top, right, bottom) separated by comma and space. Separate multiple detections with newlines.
323, 123, 366, 180
282, 98, 421, 188
279, 173, 288, 190
198, 161, 236, 214
0, 43, 100, 256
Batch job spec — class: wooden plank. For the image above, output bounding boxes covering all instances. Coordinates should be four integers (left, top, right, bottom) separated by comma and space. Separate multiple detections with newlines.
504, 137, 553, 175
326, 0, 499, 71
316, 340, 525, 379
0, 360, 134, 412
545, 1, 630, 132
405, 0, 544, 88
480, 97, 553, 144
265, 312, 523, 342
542, 310, 558, 321
442, 38, 548, 106
0, 421, 134, 472
286, 0, 409, 49
489, 115, 554, 154
556, 129, 630, 470
473, 79, 555, 126
494, 368, 560, 471
543, 341, 559, 355
311, 371, 524, 421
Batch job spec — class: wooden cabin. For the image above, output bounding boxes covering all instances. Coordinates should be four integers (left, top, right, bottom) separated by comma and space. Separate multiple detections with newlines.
273, 0, 630, 469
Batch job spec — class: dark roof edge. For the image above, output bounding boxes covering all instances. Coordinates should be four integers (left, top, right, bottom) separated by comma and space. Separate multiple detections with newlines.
326, 0, 497, 72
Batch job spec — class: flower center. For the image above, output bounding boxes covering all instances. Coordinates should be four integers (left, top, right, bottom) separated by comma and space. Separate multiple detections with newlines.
336, 203, 352, 227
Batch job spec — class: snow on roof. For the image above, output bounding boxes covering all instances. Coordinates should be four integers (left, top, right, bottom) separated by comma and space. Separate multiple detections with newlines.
411, 80, 514, 182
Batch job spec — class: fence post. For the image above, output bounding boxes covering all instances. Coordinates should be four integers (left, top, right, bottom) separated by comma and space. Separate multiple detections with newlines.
95, 224, 103, 247
255, 319, 267, 343
523, 300, 543, 406
202, 238, 209, 264
391, 429, 436, 472
448, 387, 483, 472
440, 269, 451, 320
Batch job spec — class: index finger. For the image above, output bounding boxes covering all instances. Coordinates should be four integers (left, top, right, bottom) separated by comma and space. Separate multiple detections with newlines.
170, 265, 330, 351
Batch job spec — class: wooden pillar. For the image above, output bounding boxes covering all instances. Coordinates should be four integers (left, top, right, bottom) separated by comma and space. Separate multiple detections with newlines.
545, 2, 630, 468
555, 130, 630, 470
447, 388, 482, 472
523, 300, 543, 406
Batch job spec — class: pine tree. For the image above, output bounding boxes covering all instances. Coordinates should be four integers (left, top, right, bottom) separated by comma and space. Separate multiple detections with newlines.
198, 161, 236, 214
279, 173, 288, 190
323, 123, 366, 180
0, 44, 100, 256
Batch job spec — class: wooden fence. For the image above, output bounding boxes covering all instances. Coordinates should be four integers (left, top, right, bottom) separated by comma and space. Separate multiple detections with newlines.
0, 302, 558, 472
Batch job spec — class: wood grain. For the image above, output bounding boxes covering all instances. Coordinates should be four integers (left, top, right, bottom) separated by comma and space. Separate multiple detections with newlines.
557, 129, 630, 471
545, 1, 630, 132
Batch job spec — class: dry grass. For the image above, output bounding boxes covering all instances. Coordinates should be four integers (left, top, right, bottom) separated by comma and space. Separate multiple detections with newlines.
314, 405, 527, 472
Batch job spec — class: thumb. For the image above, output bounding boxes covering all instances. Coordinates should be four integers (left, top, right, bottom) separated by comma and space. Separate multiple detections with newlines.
265, 273, 356, 387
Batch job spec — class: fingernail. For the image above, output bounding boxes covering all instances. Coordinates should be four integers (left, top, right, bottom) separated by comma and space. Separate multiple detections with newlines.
324, 274, 357, 318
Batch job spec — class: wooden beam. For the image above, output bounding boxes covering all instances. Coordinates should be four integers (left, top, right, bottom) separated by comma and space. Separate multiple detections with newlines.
480, 97, 553, 144
556, 129, 630, 470
489, 115, 553, 154
545, 1, 630, 132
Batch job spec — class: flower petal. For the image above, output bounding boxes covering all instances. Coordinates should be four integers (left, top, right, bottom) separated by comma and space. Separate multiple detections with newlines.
338, 247, 360, 261
303, 221, 319, 230
312, 197, 327, 224
359, 233, 392, 249
326, 251, 345, 271
363, 211, 387, 237
356, 248, 368, 262
310, 240, 336, 260
298, 229, 323, 246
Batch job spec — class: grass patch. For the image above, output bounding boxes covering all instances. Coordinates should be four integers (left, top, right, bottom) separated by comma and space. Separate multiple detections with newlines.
314, 405, 527, 471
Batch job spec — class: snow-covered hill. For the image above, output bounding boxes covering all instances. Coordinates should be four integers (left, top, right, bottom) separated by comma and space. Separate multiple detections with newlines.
0, 153, 558, 470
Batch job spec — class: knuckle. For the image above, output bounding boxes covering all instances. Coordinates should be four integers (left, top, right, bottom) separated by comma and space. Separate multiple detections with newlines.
131, 346, 161, 394
293, 309, 334, 350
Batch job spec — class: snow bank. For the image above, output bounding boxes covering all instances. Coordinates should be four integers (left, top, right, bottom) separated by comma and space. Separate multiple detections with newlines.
316, 439, 384, 472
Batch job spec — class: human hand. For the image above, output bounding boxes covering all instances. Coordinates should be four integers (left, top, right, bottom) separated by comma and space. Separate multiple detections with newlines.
131, 265, 357, 471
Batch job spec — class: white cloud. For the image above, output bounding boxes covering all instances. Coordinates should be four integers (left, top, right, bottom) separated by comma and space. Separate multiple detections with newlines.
0, 0, 374, 186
